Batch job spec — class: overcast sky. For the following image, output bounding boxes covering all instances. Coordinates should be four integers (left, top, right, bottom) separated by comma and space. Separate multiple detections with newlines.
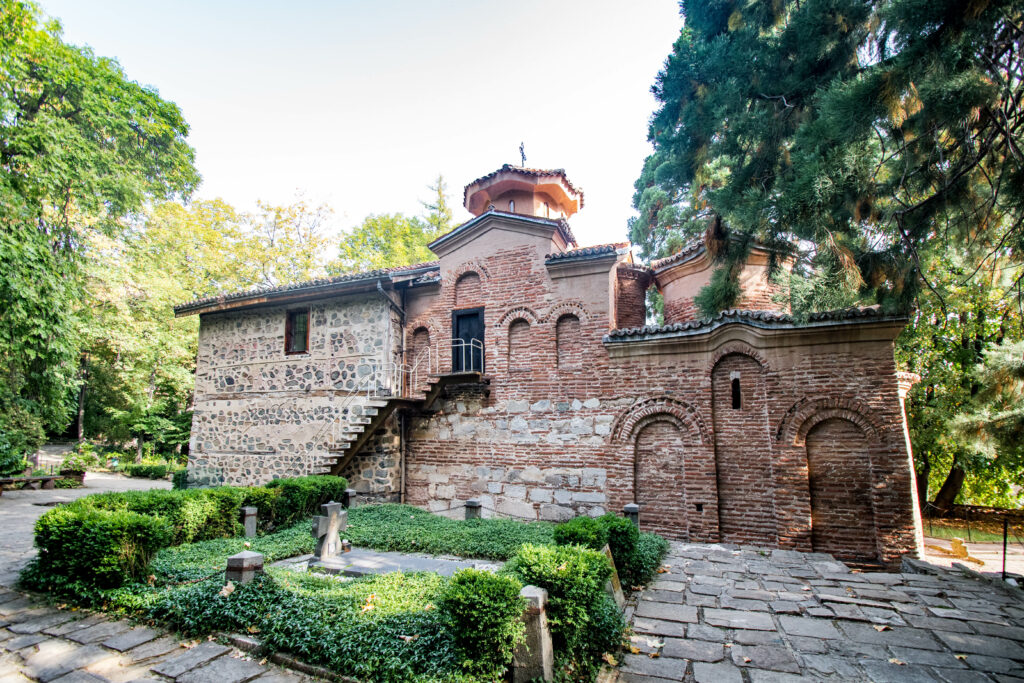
38, 0, 683, 248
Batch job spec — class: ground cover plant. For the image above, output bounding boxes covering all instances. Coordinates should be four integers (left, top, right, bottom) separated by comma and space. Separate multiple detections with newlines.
23, 487, 667, 682
346, 503, 556, 559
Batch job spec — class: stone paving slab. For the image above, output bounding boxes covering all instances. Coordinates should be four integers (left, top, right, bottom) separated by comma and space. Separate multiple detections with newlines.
0, 595, 325, 683
620, 541, 1024, 681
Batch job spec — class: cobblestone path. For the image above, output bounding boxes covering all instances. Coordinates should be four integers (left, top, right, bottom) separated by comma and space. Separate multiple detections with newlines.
0, 586, 312, 683
619, 543, 1024, 682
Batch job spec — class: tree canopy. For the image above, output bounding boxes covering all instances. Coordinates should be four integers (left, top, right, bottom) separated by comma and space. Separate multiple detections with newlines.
0, 0, 198, 466
634, 0, 1024, 508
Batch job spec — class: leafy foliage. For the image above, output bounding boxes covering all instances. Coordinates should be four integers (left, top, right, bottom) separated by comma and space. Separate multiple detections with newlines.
439, 569, 525, 677
0, 0, 198, 438
346, 504, 555, 560
503, 543, 624, 678
553, 514, 668, 588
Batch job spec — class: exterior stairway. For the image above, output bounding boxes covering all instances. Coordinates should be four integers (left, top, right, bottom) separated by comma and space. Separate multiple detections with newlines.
325, 371, 488, 477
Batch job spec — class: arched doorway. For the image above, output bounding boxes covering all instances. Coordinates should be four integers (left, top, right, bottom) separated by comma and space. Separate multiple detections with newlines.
634, 418, 689, 540
806, 418, 878, 561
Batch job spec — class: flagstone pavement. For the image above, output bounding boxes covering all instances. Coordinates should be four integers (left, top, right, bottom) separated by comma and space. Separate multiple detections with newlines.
615, 542, 1024, 682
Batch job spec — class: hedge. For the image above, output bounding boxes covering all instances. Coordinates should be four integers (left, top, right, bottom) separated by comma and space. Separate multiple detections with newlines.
25, 475, 347, 590
503, 543, 625, 677
121, 463, 170, 479
553, 513, 669, 587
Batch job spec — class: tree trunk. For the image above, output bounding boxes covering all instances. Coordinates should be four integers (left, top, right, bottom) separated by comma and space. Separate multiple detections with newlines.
136, 438, 143, 464
931, 464, 966, 514
76, 362, 88, 442
916, 456, 930, 515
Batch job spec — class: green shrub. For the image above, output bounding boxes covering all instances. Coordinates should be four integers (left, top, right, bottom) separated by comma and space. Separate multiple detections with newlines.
264, 475, 348, 526
346, 504, 554, 560
171, 468, 188, 489
60, 444, 100, 472
553, 514, 667, 588
439, 569, 525, 677
552, 515, 608, 549
31, 505, 173, 588
121, 463, 168, 479
85, 487, 245, 544
54, 478, 83, 489
502, 543, 621, 667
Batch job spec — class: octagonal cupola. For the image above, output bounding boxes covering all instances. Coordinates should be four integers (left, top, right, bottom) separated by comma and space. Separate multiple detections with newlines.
463, 164, 584, 219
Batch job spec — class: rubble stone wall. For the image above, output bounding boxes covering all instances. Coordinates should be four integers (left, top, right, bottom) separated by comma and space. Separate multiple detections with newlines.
186, 295, 402, 489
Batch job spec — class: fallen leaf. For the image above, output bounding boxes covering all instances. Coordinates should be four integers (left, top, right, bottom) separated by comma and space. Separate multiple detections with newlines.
244, 542, 251, 549
648, 652, 660, 659
629, 646, 640, 654
888, 658, 905, 665
743, 657, 752, 663
259, 658, 267, 666
219, 581, 235, 597
602, 653, 618, 666
147, 575, 156, 586
801, 586, 811, 591
557, 562, 568, 572
656, 567, 669, 574
361, 604, 375, 612
724, 643, 733, 648
955, 654, 968, 661
247, 625, 260, 634
424, 603, 434, 611
398, 635, 420, 642
873, 625, 891, 632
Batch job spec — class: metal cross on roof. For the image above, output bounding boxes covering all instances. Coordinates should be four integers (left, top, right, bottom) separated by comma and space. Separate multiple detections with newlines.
519, 141, 526, 167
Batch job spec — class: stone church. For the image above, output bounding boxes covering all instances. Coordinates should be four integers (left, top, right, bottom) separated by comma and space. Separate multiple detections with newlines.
175, 164, 925, 567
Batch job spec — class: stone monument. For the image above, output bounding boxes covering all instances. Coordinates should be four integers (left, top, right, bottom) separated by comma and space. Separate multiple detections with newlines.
308, 500, 350, 572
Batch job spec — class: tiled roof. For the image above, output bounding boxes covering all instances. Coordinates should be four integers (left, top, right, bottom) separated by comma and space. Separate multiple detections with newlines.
650, 242, 705, 270
545, 242, 629, 263
173, 261, 438, 315
463, 164, 584, 208
429, 210, 578, 251
604, 306, 906, 342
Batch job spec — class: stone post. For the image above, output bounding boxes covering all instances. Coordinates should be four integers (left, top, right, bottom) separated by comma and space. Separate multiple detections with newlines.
465, 498, 482, 520
308, 501, 350, 572
512, 585, 554, 682
342, 488, 358, 509
623, 503, 640, 529
241, 506, 258, 538
225, 551, 264, 585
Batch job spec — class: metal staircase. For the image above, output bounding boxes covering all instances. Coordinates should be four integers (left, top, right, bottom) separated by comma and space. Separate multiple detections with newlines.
318, 339, 487, 477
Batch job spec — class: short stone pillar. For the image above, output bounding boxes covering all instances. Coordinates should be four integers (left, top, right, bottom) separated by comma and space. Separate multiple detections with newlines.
512, 585, 554, 682
241, 506, 258, 538
308, 501, 349, 572
602, 545, 626, 608
623, 503, 640, 529
342, 488, 358, 509
465, 498, 482, 520
225, 551, 264, 585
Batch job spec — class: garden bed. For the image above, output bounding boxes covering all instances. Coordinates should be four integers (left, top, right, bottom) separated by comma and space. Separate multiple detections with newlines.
20, 481, 669, 682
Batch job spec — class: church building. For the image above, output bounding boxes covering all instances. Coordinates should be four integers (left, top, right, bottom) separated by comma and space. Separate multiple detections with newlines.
174, 164, 925, 567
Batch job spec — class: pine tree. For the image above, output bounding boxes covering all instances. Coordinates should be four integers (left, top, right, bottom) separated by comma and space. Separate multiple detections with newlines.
634, 0, 1024, 317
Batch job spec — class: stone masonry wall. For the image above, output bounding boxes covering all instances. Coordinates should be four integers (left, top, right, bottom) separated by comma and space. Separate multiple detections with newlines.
400, 229, 920, 567
187, 295, 401, 489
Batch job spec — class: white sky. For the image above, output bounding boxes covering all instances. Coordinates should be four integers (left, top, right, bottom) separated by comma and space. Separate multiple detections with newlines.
38, 0, 683, 248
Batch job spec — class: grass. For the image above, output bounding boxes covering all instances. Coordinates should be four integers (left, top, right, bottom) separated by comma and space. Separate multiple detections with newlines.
923, 520, 1017, 544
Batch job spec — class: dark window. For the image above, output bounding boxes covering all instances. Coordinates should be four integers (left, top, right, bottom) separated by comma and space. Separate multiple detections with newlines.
731, 378, 741, 409
285, 309, 309, 354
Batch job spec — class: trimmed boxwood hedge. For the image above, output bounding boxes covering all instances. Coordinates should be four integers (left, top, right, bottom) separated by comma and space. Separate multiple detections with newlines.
553, 513, 669, 587
24, 475, 347, 590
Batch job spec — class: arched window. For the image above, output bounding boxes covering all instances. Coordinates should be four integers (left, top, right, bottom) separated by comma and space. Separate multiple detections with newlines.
508, 319, 531, 371
556, 314, 582, 370
508, 200, 515, 213
454, 272, 482, 308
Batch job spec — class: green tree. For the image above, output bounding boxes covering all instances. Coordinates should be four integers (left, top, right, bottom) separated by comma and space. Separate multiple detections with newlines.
635, 0, 1024, 507
634, 0, 1023, 316
331, 176, 454, 274
0, 0, 198, 452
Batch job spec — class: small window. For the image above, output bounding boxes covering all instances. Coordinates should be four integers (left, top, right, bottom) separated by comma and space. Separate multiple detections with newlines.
731, 378, 741, 409
285, 309, 309, 354
508, 200, 515, 213
543, 201, 550, 217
